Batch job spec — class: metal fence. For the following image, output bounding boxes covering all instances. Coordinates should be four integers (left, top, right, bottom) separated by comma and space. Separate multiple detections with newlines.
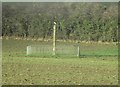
26, 43, 118, 57
26, 44, 80, 57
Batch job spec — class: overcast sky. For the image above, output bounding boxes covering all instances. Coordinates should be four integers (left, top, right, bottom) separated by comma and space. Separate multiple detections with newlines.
1, 0, 119, 2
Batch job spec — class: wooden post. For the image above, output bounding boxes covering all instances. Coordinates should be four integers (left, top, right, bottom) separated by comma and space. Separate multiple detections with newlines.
27, 46, 31, 55
53, 22, 56, 55
77, 46, 80, 57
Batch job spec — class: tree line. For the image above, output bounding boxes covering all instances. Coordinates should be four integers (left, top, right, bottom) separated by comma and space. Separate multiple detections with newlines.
2, 2, 118, 42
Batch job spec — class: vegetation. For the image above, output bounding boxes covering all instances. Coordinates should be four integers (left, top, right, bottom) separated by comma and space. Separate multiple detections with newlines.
2, 39, 118, 85
2, 2, 118, 85
2, 2, 118, 42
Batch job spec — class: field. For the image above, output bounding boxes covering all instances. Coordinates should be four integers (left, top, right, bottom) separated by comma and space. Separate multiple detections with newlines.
2, 38, 118, 85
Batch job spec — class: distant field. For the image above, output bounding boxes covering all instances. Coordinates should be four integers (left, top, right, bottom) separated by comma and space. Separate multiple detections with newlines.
2, 38, 118, 57
2, 38, 118, 85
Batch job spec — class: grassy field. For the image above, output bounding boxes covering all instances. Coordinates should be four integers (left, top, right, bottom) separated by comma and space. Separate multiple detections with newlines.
2, 38, 118, 85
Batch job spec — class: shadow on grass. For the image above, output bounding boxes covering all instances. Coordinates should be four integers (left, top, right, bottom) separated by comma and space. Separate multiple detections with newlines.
25, 54, 118, 59
79, 55, 118, 58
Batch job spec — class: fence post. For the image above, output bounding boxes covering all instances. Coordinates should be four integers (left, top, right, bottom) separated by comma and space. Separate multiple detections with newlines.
27, 46, 29, 55
27, 46, 31, 55
77, 46, 80, 57
53, 22, 56, 55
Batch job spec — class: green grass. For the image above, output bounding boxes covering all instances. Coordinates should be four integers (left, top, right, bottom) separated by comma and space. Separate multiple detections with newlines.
2, 38, 118, 85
